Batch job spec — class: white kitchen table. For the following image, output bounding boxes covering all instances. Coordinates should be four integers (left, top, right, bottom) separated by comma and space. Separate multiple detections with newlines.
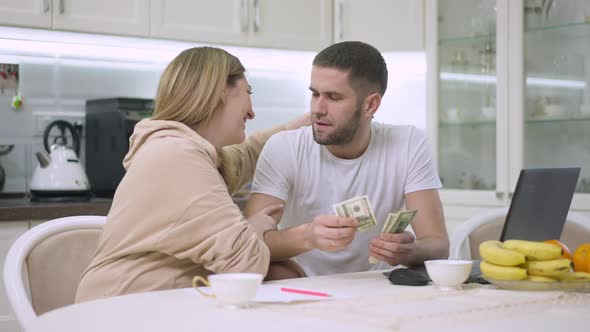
26, 270, 590, 332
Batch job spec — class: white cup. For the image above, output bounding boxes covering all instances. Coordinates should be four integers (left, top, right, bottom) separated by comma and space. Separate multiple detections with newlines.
193, 273, 263, 308
446, 108, 462, 122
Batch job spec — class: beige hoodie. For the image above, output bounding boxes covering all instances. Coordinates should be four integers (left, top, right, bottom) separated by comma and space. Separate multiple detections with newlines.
75, 119, 284, 303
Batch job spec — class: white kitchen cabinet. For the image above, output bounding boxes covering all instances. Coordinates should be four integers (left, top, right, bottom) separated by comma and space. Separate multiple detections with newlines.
334, 0, 424, 51
51, 0, 149, 36
150, 0, 332, 50
249, 0, 332, 50
150, 0, 248, 46
0, 221, 29, 332
0, 0, 148, 37
426, 0, 590, 224
0, 0, 51, 28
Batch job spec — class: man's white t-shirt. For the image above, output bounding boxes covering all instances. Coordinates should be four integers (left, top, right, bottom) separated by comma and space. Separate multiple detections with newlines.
251, 122, 442, 276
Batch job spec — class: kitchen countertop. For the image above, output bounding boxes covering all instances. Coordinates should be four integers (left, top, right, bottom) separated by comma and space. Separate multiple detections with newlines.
0, 194, 112, 221
0, 194, 249, 222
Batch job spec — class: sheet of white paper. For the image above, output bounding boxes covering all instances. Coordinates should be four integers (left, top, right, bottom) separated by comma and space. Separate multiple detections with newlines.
185, 284, 349, 303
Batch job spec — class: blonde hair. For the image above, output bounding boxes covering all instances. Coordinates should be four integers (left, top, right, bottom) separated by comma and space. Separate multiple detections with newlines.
151, 47, 245, 126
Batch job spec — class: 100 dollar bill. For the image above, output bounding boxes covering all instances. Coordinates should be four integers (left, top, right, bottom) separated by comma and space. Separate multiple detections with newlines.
333, 195, 377, 232
369, 209, 418, 264
386, 209, 417, 234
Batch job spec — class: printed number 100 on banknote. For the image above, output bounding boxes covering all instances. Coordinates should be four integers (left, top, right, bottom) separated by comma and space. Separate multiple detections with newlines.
333, 196, 377, 231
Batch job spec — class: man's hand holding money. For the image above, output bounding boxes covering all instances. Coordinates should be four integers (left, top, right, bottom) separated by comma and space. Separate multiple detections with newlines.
369, 231, 416, 266
304, 215, 358, 252
369, 209, 418, 265
332, 196, 420, 264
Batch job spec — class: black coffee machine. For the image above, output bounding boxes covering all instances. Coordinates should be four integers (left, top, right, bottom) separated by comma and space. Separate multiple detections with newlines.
85, 98, 153, 197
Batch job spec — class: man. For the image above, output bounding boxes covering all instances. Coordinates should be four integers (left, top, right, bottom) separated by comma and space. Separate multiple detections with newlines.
245, 41, 449, 277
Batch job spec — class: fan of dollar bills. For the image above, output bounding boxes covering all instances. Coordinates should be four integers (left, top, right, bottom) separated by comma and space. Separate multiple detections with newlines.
333, 195, 417, 264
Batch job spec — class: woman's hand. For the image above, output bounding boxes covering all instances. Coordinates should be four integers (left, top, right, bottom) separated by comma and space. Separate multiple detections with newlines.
284, 112, 311, 131
247, 204, 284, 239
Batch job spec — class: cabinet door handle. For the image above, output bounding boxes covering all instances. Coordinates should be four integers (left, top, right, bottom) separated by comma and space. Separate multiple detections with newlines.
253, 0, 261, 33
495, 191, 505, 199
43, 0, 50, 13
59, 0, 65, 14
240, 0, 249, 32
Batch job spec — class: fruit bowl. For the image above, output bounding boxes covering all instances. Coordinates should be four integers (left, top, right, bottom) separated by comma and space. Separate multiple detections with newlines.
485, 278, 590, 293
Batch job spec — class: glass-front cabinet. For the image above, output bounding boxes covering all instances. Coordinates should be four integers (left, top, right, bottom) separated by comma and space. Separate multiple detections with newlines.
426, 0, 590, 211
520, 0, 590, 204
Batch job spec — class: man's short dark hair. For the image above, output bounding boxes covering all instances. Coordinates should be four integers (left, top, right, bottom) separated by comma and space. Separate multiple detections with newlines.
312, 41, 388, 96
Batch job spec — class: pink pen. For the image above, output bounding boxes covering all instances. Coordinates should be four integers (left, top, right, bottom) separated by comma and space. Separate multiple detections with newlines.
280, 287, 331, 297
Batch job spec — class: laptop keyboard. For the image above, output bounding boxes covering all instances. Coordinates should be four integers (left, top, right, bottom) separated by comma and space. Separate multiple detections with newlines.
467, 260, 488, 284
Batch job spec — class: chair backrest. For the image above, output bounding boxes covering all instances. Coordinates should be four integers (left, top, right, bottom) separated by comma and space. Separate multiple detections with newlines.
3, 215, 106, 330
450, 207, 590, 259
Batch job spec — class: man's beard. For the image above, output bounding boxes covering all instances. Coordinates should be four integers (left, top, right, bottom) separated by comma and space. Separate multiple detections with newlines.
313, 105, 362, 146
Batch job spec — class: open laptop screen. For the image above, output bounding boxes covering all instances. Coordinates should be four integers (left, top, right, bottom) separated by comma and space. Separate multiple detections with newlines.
500, 167, 581, 242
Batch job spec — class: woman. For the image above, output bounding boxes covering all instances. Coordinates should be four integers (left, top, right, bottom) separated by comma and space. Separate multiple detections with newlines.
75, 47, 309, 303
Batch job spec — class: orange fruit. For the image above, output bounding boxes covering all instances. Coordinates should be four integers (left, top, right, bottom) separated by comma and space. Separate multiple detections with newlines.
544, 239, 573, 260
573, 243, 590, 273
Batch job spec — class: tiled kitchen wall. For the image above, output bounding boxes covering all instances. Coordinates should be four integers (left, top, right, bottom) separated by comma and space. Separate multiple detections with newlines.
0, 61, 311, 193
0, 28, 427, 194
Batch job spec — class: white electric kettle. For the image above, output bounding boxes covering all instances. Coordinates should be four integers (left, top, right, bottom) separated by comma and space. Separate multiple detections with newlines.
30, 120, 91, 201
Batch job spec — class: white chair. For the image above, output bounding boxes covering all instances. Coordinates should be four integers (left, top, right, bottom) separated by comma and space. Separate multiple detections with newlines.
450, 207, 590, 259
3, 215, 106, 330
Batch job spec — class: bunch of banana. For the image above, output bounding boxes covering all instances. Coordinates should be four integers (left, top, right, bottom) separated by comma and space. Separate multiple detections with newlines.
480, 260, 527, 280
479, 239, 574, 281
558, 271, 590, 281
479, 241, 526, 266
526, 275, 558, 282
502, 240, 562, 260
525, 258, 572, 278
479, 241, 527, 280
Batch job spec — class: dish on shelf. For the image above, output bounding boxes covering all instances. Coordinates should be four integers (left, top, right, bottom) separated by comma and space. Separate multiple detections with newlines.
543, 104, 566, 117
480, 106, 495, 119
445, 108, 462, 122
485, 278, 590, 292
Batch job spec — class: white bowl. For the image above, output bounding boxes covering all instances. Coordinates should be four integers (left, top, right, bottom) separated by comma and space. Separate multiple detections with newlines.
424, 259, 472, 290
543, 104, 565, 118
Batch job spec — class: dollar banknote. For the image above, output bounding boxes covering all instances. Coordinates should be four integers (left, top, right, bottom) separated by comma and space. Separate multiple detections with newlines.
369, 209, 418, 264
377, 212, 399, 234
387, 209, 417, 234
333, 195, 377, 232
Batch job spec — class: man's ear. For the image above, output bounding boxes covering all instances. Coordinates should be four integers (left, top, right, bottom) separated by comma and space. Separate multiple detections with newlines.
363, 92, 382, 119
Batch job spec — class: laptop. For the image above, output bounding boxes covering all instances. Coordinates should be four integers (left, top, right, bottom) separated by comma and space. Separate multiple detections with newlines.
387, 167, 581, 284
500, 167, 581, 242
